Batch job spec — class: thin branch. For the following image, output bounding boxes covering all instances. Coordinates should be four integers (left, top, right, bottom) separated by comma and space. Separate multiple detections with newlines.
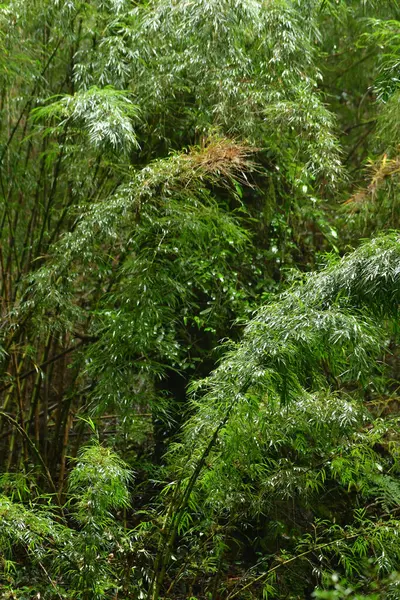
0, 410, 63, 513
0, 340, 86, 395
226, 533, 360, 599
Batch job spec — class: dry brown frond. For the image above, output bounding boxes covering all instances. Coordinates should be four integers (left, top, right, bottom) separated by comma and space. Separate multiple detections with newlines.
183, 136, 259, 186
345, 153, 400, 211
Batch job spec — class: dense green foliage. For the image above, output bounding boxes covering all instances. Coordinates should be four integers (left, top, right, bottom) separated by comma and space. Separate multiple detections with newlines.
1, 0, 400, 598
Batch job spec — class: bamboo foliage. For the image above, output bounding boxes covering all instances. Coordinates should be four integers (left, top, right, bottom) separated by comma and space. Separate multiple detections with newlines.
0, 0, 344, 476
1, 1, 400, 599
149, 234, 400, 598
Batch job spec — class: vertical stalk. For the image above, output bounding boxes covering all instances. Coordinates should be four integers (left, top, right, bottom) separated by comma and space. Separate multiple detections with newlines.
149, 403, 236, 600
12, 353, 28, 465
58, 409, 73, 497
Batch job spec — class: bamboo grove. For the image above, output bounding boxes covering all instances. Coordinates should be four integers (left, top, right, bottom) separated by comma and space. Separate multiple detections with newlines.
1, 0, 400, 598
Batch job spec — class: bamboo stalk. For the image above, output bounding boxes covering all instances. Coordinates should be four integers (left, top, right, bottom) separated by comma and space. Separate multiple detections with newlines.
0, 340, 85, 395
0, 410, 63, 512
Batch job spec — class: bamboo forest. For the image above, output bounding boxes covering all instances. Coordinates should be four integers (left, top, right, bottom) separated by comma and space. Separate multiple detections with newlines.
3, 0, 400, 598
